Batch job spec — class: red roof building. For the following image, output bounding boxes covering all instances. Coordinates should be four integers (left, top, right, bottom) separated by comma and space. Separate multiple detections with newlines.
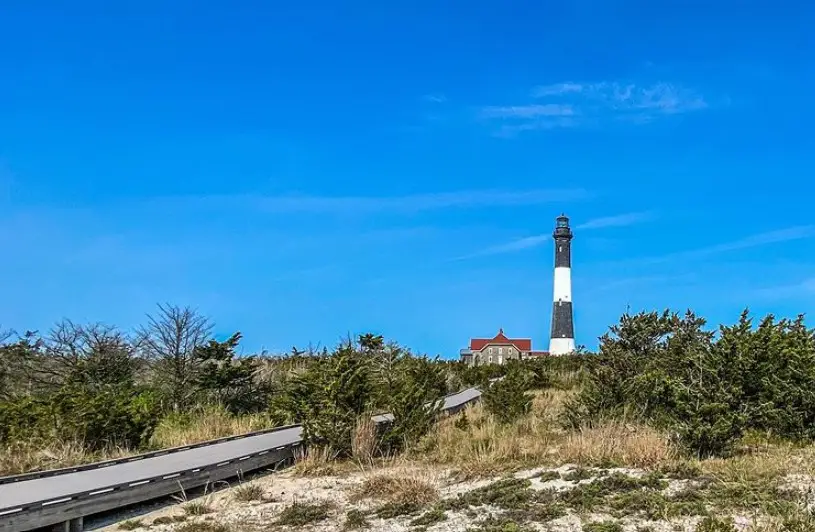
461, 328, 548, 365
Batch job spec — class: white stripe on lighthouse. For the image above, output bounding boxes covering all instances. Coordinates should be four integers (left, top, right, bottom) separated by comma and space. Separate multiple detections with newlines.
553, 266, 572, 302
550, 337, 575, 355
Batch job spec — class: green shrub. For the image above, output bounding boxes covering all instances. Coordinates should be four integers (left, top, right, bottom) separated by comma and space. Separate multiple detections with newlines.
379, 356, 446, 453
50, 385, 160, 450
482, 368, 532, 424
270, 345, 375, 457
0, 385, 160, 450
193, 332, 270, 415
565, 310, 747, 457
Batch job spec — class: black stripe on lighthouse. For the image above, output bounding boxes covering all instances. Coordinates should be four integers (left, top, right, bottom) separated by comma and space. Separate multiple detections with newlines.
555, 240, 571, 268
551, 301, 574, 339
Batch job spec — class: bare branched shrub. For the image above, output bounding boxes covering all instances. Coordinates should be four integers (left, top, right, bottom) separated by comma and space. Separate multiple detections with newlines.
136, 304, 212, 412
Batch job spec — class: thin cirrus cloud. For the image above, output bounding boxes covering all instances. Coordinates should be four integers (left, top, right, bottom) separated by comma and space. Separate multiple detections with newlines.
574, 211, 654, 230
458, 211, 651, 259
752, 277, 815, 301
479, 104, 575, 119
646, 225, 815, 264
481, 79, 708, 135
531, 81, 707, 114
156, 188, 592, 215
423, 93, 447, 103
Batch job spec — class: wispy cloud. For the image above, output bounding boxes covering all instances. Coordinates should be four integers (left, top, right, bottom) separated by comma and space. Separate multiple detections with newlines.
532, 82, 585, 97
481, 78, 708, 135
463, 235, 550, 259
575, 211, 654, 230
653, 225, 815, 263
423, 94, 447, 103
493, 118, 580, 137
479, 104, 574, 119
458, 211, 649, 259
593, 273, 697, 292
753, 276, 815, 301
155, 188, 591, 215
531, 81, 707, 115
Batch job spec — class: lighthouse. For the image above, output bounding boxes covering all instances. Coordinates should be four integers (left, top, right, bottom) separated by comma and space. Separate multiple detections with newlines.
549, 214, 575, 355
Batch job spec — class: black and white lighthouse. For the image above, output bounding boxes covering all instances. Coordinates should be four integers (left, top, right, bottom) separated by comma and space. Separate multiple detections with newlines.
549, 214, 575, 355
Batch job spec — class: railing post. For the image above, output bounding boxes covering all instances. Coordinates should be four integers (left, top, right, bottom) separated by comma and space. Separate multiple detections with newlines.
53, 517, 83, 531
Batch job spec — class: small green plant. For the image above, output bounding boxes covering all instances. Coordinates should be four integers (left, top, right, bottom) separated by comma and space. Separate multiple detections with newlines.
410, 506, 447, 526
535, 470, 561, 482
118, 520, 143, 530
275, 500, 332, 526
175, 522, 230, 532
658, 461, 703, 479
583, 521, 623, 532
506, 501, 567, 523
343, 509, 369, 530
563, 466, 594, 482
375, 500, 424, 518
557, 472, 668, 512
444, 478, 534, 511
466, 516, 535, 532
151, 515, 186, 525
695, 516, 737, 532
183, 501, 213, 516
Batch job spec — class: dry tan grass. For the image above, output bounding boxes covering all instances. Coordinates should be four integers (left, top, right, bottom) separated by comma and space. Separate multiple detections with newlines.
701, 442, 815, 486
417, 387, 679, 475
533, 388, 575, 424
349, 468, 440, 506
0, 440, 132, 477
351, 415, 378, 467
149, 406, 273, 449
0, 407, 272, 477
417, 390, 568, 476
556, 419, 677, 469
294, 445, 349, 477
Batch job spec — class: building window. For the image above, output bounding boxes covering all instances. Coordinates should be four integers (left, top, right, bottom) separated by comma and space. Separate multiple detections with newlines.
498, 347, 503, 354
498, 355, 503, 365
488, 347, 493, 354
488, 355, 493, 363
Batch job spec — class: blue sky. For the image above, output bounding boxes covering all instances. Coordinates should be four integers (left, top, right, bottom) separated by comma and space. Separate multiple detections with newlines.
1, 1, 814, 356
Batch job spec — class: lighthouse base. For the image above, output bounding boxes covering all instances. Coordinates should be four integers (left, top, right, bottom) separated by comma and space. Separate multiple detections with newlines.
549, 337, 575, 356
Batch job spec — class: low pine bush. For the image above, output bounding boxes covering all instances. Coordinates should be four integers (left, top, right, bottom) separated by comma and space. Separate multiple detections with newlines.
565, 309, 815, 458
482, 368, 533, 424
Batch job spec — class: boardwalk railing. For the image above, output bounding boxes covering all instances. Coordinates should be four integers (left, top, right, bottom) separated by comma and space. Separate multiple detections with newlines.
0, 386, 484, 532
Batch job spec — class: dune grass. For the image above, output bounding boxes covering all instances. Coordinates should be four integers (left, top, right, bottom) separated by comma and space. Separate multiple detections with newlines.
149, 406, 274, 449
415, 387, 677, 477
0, 405, 275, 477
